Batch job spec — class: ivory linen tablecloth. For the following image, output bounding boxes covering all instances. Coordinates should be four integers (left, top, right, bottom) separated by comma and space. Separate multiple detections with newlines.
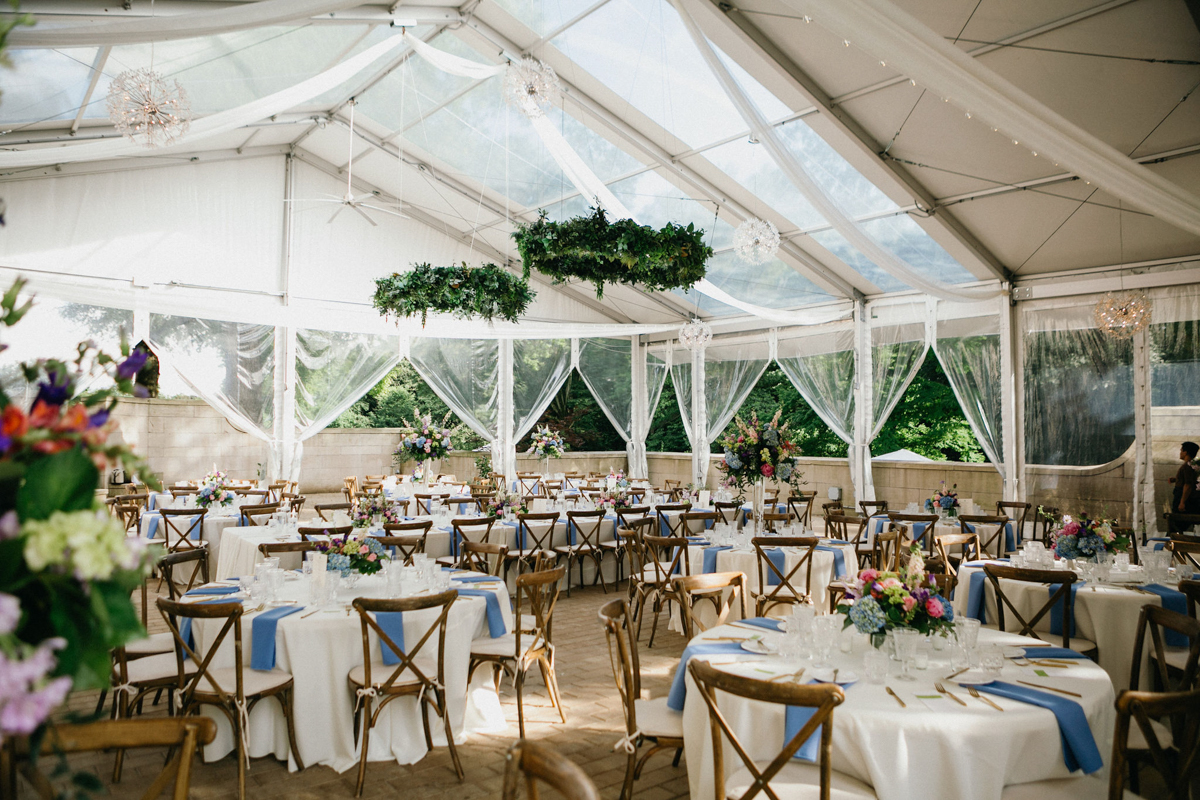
190, 573, 513, 773
679, 624, 1116, 800
140, 507, 243, 564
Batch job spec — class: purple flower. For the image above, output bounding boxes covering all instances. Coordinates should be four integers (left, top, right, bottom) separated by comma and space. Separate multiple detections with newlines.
33, 371, 71, 407
0, 433, 9, 453
133, 385, 150, 399
88, 408, 110, 428
0, 512, 18, 541
0, 677, 72, 736
115, 350, 149, 381
0, 595, 19, 635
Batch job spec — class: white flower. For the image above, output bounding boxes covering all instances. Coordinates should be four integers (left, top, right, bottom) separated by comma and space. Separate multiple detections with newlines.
22, 510, 148, 581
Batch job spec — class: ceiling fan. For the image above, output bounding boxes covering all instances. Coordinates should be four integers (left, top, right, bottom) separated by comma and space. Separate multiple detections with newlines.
288, 99, 408, 226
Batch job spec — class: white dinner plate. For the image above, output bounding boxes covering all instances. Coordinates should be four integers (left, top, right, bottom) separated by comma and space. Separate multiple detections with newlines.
740, 638, 777, 655
950, 670, 995, 685
810, 669, 857, 684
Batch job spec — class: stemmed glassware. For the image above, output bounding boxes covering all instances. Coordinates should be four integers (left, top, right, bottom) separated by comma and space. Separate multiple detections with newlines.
891, 629, 920, 681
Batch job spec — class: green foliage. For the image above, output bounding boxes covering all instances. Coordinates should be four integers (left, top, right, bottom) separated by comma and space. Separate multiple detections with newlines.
373, 263, 535, 325
518, 371, 625, 452
474, 455, 493, 480
646, 373, 690, 453
872, 355, 986, 463
513, 207, 712, 299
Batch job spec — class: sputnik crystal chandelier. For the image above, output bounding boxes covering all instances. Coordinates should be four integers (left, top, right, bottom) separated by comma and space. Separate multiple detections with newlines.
1093, 291, 1152, 340
734, 217, 780, 264
503, 57, 559, 116
106, 67, 191, 148
679, 318, 713, 352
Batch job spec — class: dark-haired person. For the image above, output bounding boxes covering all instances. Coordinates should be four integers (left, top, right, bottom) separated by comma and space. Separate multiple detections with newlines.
1168, 441, 1200, 516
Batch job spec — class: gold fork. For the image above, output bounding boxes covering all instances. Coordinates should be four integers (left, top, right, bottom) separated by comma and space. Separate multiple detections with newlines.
967, 685, 1003, 711
935, 682, 967, 706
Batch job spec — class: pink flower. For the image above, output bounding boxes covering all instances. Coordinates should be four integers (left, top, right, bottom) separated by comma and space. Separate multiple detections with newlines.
367, 554, 377, 562
926, 598, 945, 618
1061, 520, 1081, 537
859, 569, 879, 583
359, 545, 369, 554
902, 595, 917, 613
761, 464, 774, 477
881, 577, 902, 590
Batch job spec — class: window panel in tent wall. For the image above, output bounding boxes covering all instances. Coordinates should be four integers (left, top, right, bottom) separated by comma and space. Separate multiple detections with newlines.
0, 47, 100, 124
0, 157, 284, 294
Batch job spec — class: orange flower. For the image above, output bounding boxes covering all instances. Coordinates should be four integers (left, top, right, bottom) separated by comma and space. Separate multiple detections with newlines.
56, 403, 90, 433
1, 405, 28, 438
28, 400, 59, 429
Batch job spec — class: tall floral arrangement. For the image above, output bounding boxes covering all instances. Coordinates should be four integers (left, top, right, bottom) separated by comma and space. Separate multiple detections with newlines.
0, 279, 160, 740
1051, 515, 1129, 561
716, 410, 803, 497
394, 410, 453, 467
196, 469, 234, 508
924, 481, 959, 516
527, 427, 566, 459
837, 545, 955, 640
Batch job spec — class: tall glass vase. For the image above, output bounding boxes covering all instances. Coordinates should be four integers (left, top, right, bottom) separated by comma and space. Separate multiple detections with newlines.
752, 477, 766, 533
542, 456, 551, 480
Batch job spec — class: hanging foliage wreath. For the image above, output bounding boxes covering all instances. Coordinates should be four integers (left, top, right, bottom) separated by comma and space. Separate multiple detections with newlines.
512, 207, 712, 299
373, 263, 535, 326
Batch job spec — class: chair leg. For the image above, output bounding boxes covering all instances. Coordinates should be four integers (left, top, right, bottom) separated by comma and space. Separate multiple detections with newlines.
235, 707, 247, 800
94, 689, 108, 717
421, 692, 435, 751
438, 689, 465, 781
539, 655, 567, 724
672, 748, 682, 767
619, 748, 638, 800
515, 668, 527, 739
355, 698, 372, 798
279, 688, 305, 770
647, 593, 662, 649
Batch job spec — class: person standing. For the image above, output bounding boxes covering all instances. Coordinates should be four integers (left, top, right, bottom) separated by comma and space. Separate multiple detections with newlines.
1168, 441, 1200, 515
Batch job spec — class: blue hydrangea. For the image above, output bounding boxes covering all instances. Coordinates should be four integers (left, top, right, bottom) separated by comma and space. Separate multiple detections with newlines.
939, 495, 956, 509
848, 596, 888, 634
327, 553, 351, 576
764, 428, 780, 447
724, 451, 742, 470
1076, 534, 1106, 557
1054, 535, 1081, 560
778, 463, 793, 481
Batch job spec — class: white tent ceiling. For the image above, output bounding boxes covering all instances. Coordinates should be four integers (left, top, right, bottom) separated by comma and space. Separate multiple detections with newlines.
0, 0, 1197, 331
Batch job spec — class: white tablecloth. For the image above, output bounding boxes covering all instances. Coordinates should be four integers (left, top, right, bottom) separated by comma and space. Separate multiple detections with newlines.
140, 509, 244, 564
191, 573, 513, 773
680, 624, 1116, 800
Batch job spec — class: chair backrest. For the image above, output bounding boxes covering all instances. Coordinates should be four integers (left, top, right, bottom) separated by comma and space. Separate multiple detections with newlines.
679, 510, 717, 536
860, 500, 888, 518
159, 509, 207, 552
517, 512, 561, 552
314, 502, 353, 521
598, 598, 643, 739
983, 564, 1079, 647
297, 524, 353, 541
374, 535, 426, 565
413, 493, 449, 514
1180, 579, 1200, 618
933, 532, 981, 576
760, 512, 794, 533
170, 487, 199, 498
472, 492, 497, 513
257, 540, 315, 560
824, 513, 866, 546
344, 476, 359, 496
614, 506, 651, 530
1167, 513, 1200, 535
688, 658, 845, 800
281, 492, 306, 514
787, 492, 816, 527
158, 597, 247, 709
452, 516, 496, 549
1034, 505, 1061, 543
753, 536, 819, 610
619, 517, 657, 577
517, 474, 542, 497
995, 501, 1031, 538
713, 500, 742, 526
960, 514, 1011, 559
1169, 536, 1200, 571
873, 524, 909, 572
157, 548, 210, 598
461, 541, 508, 575
566, 509, 605, 549
642, 533, 691, 583
112, 500, 142, 534
673, 572, 747, 638
17, 718, 217, 800
886, 512, 938, 552
238, 502, 280, 527
655, 503, 693, 537
502, 739, 602, 800
514, 565, 568, 658
821, 501, 843, 520
353, 591, 457, 696
1131, 604, 1200, 696
235, 489, 270, 503
1109, 686, 1200, 800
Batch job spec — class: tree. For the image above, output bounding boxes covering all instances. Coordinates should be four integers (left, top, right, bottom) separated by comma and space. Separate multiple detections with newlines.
872, 355, 986, 462
518, 370, 624, 452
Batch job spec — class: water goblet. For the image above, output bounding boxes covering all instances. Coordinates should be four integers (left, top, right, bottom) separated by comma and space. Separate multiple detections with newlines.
980, 645, 1004, 678
891, 629, 920, 681
812, 616, 840, 669
954, 618, 980, 650
237, 575, 254, 597
862, 648, 889, 684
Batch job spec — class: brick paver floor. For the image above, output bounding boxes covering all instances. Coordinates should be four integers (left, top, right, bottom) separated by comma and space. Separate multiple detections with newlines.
43, 584, 691, 800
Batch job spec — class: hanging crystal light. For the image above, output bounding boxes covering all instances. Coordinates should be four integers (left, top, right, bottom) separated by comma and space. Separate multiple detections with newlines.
734, 217, 780, 264
106, 67, 190, 148
503, 57, 559, 117
678, 318, 713, 352
1093, 291, 1152, 339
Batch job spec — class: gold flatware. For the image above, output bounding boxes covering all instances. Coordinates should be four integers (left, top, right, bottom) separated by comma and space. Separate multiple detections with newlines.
769, 668, 805, 683
300, 608, 320, 619
935, 682, 967, 706
701, 636, 748, 642
885, 687, 906, 708
967, 686, 1003, 711
730, 620, 781, 633
1016, 680, 1082, 698
832, 669, 839, 683
1020, 659, 1068, 669
945, 667, 969, 681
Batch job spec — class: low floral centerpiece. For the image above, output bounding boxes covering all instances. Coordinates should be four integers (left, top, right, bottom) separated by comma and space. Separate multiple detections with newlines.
351, 496, 402, 529
487, 493, 528, 519
603, 468, 629, 490
1051, 515, 1130, 562
0, 279, 160, 743
528, 427, 566, 460
312, 534, 389, 577
196, 469, 234, 509
716, 411, 804, 514
837, 546, 955, 644
595, 489, 635, 511
924, 482, 959, 517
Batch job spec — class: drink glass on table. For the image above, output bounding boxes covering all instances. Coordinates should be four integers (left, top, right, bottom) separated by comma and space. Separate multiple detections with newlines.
981, 645, 1004, 678
862, 648, 888, 684
955, 618, 980, 650
891, 629, 920, 681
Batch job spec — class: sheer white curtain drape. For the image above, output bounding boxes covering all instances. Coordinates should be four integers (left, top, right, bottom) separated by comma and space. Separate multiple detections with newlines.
776, 326, 856, 488
513, 338, 573, 443
932, 304, 1003, 477
408, 338, 501, 472
577, 337, 670, 478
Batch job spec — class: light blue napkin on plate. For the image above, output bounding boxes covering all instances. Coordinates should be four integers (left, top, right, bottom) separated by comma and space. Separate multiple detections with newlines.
667, 643, 746, 711
250, 605, 304, 670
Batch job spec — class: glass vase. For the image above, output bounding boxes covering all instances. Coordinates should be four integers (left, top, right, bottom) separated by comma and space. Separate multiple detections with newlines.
752, 477, 766, 532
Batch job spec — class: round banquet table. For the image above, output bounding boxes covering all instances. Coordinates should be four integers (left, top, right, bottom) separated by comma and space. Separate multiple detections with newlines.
679, 622, 1115, 800
189, 572, 513, 773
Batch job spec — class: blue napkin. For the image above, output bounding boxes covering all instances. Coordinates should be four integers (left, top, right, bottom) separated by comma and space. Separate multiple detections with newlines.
703, 545, 733, 574
961, 559, 1011, 568
456, 588, 506, 638
974, 681, 1103, 773
378, 612, 407, 665
1023, 647, 1087, 659
146, 513, 203, 540
764, 547, 787, 586
250, 605, 304, 670
1140, 584, 1190, 646
667, 643, 746, 711
962, 522, 1017, 553
815, 545, 847, 578
785, 679, 857, 761
912, 522, 930, 546
737, 617, 782, 632
966, 570, 988, 623
1048, 583, 1082, 637
454, 574, 503, 583
1150, 538, 1170, 551
178, 598, 242, 661
185, 585, 241, 595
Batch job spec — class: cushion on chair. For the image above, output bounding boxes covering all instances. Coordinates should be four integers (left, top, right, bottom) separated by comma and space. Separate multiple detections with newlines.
195, 667, 292, 697
726, 761, 876, 800
634, 697, 683, 739
347, 663, 422, 690
1126, 716, 1173, 751
125, 631, 175, 656
125, 652, 196, 684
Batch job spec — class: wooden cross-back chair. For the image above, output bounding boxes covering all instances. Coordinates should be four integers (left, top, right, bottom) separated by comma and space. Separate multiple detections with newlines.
1033, 505, 1061, 544
1108, 687, 1200, 800
375, 535, 427, 566
472, 491, 497, 514
469, 565, 568, 737
157, 598, 303, 800
859, 499, 888, 518
436, 516, 496, 568
265, 480, 289, 502
238, 502, 280, 527
234, 488, 270, 503
517, 473, 542, 497
297, 524, 353, 541
680, 510, 717, 538
821, 501, 844, 520
597, 598, 684, 800
112, 499, 143, 535
281, 492, 305, 514
602, 506, 649, 586
981, 564, 1097, 655
350, 591, 462, 795
960, 514, 1012, 560
6, 718, 217, 800
635, 533, 693, 648
873, 524, 908, 573
158, 509, 207, 554
459, 541, 508, 575
169, 487, 199, 500
501, 739, 601, 800
687, 658, 866, 800
760, 512, 793, 533
620, 516, 657, 608
257, 540, 315, 561
825, 513, 870, 568
933, 531, 981, 581
314, 502, 353, 522
413, 493, 449, 515
787, 492, 816, 528
1166, 513, 1200, 537
504, 512, 561, 582
158, 548, 210, 601
673, 572, 747, 640
557, 509, 609, 596
995, 501, 1031, 542
382, 519, 432, 558
713, 500, 742, 527
886, 513, 939, 556
752, 536, 820, 617
1169, 536, 1200, 571
654, 503, 693, 538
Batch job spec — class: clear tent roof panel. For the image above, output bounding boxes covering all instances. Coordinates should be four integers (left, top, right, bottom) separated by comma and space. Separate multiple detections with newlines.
302, 25, 433, 112
703, 250, 834, 309
0, 47, 100, 124
491, 0, 605, 39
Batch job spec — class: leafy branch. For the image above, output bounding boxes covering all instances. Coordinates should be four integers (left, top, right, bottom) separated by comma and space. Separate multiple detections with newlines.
372, 263, 535, 325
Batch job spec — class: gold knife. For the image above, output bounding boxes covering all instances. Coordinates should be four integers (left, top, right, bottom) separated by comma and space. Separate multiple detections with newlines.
1016, 680, 1082, 698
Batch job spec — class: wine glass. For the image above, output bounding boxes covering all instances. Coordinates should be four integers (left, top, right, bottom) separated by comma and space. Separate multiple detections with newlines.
892, 629, 920, 681
812, 616, 840, 669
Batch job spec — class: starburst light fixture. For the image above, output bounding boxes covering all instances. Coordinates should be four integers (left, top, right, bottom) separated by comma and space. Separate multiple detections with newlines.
106, 67, 191, 148
734, 217, 780, 264
679, 318, 713, 352
1093, 291, 1152, 339
503, 57, 560, 116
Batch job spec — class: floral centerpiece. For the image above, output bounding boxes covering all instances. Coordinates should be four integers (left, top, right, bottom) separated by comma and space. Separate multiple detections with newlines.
716, 410, 804, 500
595, 489, 635, 511
528, 427, 566, 459
486, 492, 528, 519
196, 469, 234, 508
1051, 514, 1130, 562
0, 279, 160, 742
394, 410, 453, 468
351, 496, 402, 529
312, 534, 389, 577
604, 468, 629, 489
924, 482, 959, 517
837, 545, 955, 643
